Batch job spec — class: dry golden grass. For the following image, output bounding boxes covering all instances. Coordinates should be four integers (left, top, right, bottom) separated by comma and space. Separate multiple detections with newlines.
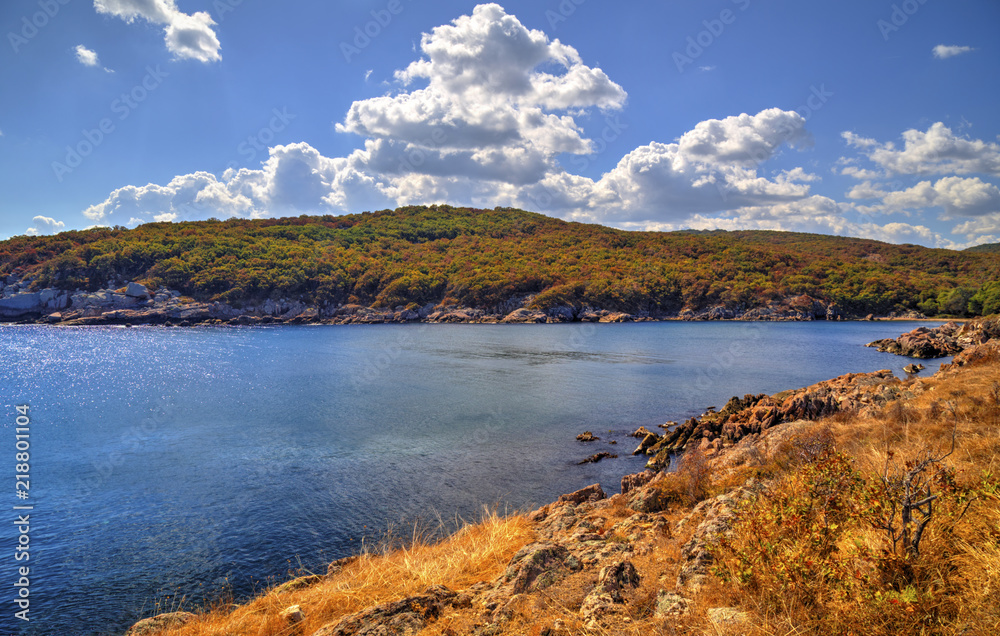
151, 508, 534, 636
830, 362, 1000, 481
709, 360, 1000, 636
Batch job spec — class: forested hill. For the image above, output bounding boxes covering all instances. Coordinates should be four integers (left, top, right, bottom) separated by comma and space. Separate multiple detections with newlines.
2, 206, 999, 318
965, 243, 1000, 254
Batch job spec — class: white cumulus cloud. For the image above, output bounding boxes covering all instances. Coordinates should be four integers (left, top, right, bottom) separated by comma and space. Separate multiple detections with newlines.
883, 177, 1000, 218
844, 123, 1000, 177
25, 215, 66, 236
82, 145, 395, 227
74, 44, 100, 66
94, 0, 221, 63
933, 45, 974, 59
952, 215, 1000, 242
559, 108, 813, 225
337, 3, 626, 187
672, 197, 957, 248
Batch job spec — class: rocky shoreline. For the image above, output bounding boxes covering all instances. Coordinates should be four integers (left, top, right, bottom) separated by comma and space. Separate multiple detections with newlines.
866, 317, 1000, 358
0, 276, 932, 327
122, 319, 1000, 635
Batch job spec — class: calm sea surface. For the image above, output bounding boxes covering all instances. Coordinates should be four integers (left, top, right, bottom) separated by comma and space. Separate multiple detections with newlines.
0, 321, 943, 634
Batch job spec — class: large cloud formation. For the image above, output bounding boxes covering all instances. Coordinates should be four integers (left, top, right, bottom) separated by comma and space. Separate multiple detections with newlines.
94, 0, 221, 63
85, 4, 820, 231
79, 3, 998, 248
840, 123, 1000, 245
842, 123, 1000, 177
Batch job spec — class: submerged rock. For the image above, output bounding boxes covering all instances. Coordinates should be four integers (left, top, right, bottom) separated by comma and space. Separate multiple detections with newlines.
578, 452, 616, 465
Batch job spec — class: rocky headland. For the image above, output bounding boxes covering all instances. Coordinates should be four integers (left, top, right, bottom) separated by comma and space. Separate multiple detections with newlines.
0, 272, 929, 327
866, 316, 1000, 358
123, 319, 1000, 636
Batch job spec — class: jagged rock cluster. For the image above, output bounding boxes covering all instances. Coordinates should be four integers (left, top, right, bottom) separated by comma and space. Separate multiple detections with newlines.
638, 369, 906, 470
866, 317, 1000, 358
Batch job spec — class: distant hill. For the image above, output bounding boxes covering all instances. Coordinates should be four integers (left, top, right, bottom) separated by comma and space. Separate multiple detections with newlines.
1, 206, 998, 317
966, 243, 1000, 253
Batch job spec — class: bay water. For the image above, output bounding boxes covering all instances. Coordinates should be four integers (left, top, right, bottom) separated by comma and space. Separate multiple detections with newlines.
0, 321, 943, 634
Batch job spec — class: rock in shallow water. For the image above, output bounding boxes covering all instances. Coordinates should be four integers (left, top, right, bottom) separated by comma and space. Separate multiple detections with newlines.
577, 452, 616, 465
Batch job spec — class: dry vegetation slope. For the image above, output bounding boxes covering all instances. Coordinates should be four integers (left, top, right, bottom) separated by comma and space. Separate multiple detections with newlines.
130, 331, 1000, 636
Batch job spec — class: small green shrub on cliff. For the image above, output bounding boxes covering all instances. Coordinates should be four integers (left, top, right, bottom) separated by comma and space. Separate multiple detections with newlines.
712, 452, 869, 606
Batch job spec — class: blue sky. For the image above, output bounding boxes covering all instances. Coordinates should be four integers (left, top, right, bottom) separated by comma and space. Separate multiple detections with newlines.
1, 0, 998, 248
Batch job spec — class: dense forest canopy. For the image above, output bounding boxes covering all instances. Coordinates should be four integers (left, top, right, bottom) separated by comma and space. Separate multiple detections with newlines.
2, 206, 998, 317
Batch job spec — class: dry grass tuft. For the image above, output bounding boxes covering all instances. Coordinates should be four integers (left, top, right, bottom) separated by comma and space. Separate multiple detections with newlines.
150, 508, 534, 636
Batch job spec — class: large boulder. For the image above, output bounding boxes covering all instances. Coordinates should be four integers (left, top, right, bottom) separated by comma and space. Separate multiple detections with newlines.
621, 469, 656, 495
497, 543, 582, 594
125, 282, 150, 298
546, 305, 576, 322
580, 560, 641, 626
593, 560, 640, 600
0, 293, 43, 317
311, 586, 457, 636
677, 483, 763, 593
557, 483, 606, 505
598, 312, 633, 323
866, 323, 963, 358
940, 340, 1000, 372
627, 475, 671, 514
501, 308, 547, 323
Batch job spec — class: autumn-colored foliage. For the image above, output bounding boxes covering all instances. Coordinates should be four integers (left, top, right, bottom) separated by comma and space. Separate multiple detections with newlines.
2, 206, 998, 316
